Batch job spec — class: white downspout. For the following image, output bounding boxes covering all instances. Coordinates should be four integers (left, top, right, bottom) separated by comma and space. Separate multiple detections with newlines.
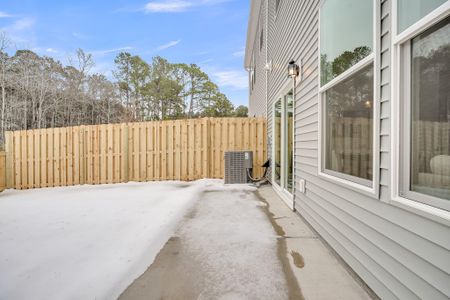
292, 74, 296, 211
264, 0, 269, 183
265, 0, 268, 121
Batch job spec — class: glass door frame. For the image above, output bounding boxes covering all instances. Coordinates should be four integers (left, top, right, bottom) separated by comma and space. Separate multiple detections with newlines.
272, 84, 295, 205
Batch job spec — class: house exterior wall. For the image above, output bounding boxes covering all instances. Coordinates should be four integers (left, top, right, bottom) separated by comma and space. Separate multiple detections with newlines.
245, 0, 450, 299
247, 0, 266, 117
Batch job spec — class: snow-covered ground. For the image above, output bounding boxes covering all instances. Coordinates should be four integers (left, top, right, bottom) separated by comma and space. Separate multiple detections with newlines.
0, 180, 211, 300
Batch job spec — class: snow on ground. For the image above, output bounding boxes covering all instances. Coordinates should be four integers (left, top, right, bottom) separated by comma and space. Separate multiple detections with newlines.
0, 180, 213, 300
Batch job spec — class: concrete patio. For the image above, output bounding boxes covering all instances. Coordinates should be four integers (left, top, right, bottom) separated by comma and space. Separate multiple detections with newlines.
120, 184, 376, 300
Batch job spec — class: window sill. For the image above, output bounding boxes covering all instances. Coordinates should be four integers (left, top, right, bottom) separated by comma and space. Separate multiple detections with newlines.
389, 196, 450, 227
318, 170, 379, 200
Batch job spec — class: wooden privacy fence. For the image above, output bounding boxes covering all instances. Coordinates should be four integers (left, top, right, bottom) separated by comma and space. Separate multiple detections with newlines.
4, 118, 267, 190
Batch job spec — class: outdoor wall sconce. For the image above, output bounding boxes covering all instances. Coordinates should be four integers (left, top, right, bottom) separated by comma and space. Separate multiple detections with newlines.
288, 60, 299, 78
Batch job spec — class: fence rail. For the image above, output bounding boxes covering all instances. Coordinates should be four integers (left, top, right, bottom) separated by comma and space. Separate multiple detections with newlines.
4, 117, 267, 190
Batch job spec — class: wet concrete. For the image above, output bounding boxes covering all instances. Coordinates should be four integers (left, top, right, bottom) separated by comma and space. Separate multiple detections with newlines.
255, 190, 304, 300
257, 185, 376, 300
119, 187, 291, 300
290, 251, 305, 269
119, 235, 203, 300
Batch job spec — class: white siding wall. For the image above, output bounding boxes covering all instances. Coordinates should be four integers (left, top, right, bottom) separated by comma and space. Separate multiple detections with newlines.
248, 1, 266, 117
247, 0, 450, 298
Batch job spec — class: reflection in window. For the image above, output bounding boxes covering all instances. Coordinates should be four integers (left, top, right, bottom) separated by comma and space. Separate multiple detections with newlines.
275, 0, 281, 13
398, 0, 446, 33
260, 28, 264, 51
410, 17, 450, 200
285, 92, 293, 193
325, 64, 374, 181
320, 0, 373, 85
274, 99, 282, 186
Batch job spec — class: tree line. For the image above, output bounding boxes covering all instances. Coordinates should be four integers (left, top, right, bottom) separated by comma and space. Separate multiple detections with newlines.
0, 34, 247, 145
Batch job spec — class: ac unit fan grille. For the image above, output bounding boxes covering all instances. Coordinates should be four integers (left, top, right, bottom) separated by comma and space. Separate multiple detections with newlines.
224, 151, 253, 184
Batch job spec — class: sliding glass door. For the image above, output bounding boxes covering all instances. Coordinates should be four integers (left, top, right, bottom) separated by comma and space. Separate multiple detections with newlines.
273, 90, 294, 195
274, 100, 282, 186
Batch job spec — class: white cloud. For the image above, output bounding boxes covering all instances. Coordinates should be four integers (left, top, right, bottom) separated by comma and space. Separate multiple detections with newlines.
7, 17, 35, 31
0, 17, 36, 45
72, 32, 89, 40
199, 58, 214, 64
46, 48, 58, 53
213, 70, 248, 90
90, 46, 134, 55
0, 11, 13, 18
156, 39, 181, 51
232, 49, 245, 57
144, 0, 229, 13
145, 1, 192, 12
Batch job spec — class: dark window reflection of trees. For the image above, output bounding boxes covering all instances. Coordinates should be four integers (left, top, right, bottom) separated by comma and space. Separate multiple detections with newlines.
325, 64, 374, 180
413, 44, 450, 123
321, 46, 372, 85
326, 65, 373, 118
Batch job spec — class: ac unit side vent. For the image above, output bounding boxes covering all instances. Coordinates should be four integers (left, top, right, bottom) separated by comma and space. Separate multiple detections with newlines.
224, 151, 253, 184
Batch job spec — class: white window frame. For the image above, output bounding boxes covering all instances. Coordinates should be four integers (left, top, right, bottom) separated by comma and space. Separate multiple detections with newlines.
391, 0, 450, 223
317, 0, 380, 197
272, 81, 295, 210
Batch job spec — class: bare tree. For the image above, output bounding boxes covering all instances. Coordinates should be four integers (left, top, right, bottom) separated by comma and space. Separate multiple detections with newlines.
0, 32, 11, 144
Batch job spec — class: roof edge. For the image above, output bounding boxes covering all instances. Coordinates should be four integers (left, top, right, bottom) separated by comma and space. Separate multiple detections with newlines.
244, 0, 262, 69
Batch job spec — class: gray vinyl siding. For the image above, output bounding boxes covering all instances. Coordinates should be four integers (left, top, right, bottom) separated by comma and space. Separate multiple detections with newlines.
379, 0, 391, 201
248, 1, 266, 117
246, 0, 450, 299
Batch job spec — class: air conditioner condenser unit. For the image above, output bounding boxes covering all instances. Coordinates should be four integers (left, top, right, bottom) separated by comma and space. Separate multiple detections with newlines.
224, 151, 253, 184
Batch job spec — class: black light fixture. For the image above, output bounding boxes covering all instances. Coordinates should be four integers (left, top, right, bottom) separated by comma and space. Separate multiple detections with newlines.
287, 60, 299, 78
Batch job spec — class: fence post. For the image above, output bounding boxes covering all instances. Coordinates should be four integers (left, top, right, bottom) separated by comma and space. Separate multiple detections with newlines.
202, 118, 210, 178
79, 126, 85, 185
0, 151, 5, 191
124, 124, 130, 182
5, 131, 13, 189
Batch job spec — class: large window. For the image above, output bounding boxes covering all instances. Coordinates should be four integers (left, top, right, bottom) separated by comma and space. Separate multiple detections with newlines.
325, 65, 374, 181
400, 16, 450, 210
319, 0, 374, 186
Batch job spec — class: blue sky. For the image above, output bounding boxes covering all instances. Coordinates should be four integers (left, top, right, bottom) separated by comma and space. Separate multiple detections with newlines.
0, 0, 250, 107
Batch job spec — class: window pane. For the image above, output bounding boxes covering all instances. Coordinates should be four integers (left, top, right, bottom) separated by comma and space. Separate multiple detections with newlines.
320, 0, 373, 86
274, 99, 282, 186
325, 64, 374, 181
260, 28, 264, 51
398, 0, 446, 33
285, 91, 293, 193
410, 17, 450, 200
